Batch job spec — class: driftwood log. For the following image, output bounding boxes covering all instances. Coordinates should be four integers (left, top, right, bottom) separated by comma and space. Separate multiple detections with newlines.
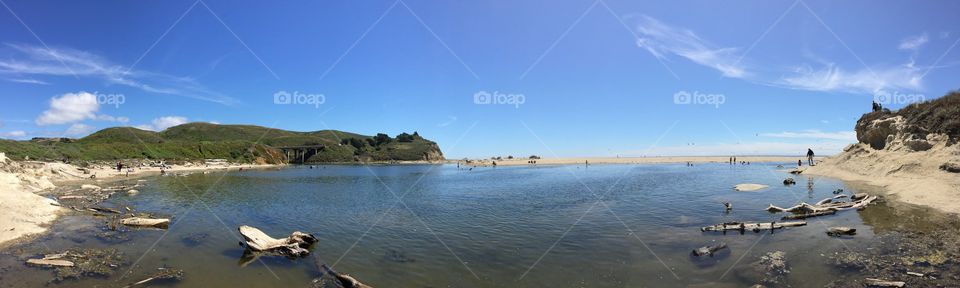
852, 193, 869, 201
238, 225, 317, 257
26, 258, 74, 267
26, 253, 74, 267
827, 227, 857, 236
701, 221, 806, 232
121, 217, 170, 228
767, 194, 878, 215
865, 278, 905, 287
691, 243, 727, 256
782, 209, 836, 220
321, 264, 374, 288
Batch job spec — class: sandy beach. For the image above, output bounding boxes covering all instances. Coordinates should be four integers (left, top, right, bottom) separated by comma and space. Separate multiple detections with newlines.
0, 153, 281, 247
806, 142, 960, 214
459, 156, 815, 166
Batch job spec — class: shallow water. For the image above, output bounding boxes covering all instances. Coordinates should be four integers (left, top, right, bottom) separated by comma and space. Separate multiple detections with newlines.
0, 163, 939, 287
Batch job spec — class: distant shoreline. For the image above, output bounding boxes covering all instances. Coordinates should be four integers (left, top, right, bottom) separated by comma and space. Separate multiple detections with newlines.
447, 156, 821, 166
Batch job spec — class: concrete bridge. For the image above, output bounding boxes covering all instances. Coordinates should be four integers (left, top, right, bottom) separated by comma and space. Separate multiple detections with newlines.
277, 145, 326, 164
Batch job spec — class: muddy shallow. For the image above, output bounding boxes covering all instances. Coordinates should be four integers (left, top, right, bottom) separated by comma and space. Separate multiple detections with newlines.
0, 163, 957, 287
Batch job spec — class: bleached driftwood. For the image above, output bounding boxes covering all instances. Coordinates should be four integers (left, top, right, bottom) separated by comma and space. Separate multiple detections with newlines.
121, 217, 170, 228
851, 193, 869, 201
827, 227, 856, 236
767, 194, 877, 214
782, 209, 836, 220
26, 253, 73, 267
864, 278, 905, 287
238, 225, 317, 257
26, 259, 74, 267
691, 243, 727, 256
701, 221, 806, 232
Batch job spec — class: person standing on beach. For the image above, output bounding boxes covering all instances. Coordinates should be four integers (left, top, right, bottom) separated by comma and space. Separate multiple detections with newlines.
807, 148, 815, 166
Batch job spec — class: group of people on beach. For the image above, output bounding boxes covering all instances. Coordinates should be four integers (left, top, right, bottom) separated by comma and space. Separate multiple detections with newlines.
728, 157, 750, 165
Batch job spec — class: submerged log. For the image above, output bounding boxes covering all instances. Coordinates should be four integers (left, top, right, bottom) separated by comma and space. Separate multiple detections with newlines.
89, 207, 121, 214
121, 217, 170, 228
782, 209, 836, 220
691, 243, 728, 256
827, 227, 857, 236
26, 253, 74, 267
238, 225, 317, 257
701, 221, 806, 232
321, 264, 374, 288
26, 258, 74, 267
864, 278, 905, 287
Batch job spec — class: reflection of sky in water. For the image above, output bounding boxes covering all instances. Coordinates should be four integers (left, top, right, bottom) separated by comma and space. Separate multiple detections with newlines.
0, 163, 941, 287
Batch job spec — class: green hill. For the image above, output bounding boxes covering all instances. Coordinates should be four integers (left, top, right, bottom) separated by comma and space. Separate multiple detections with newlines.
0, 123, 444, 164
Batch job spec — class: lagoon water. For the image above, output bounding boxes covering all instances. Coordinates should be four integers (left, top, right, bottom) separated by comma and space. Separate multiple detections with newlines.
0, 163, 932, 287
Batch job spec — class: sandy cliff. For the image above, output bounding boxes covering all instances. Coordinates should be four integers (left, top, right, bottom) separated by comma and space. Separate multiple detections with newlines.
807, 92, 960, 213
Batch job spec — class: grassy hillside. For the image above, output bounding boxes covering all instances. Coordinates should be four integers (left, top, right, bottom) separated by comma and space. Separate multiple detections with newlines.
0, 123, 443, 164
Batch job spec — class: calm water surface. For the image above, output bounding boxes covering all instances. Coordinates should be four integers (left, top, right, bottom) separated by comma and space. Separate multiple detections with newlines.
0, 163, 935, 287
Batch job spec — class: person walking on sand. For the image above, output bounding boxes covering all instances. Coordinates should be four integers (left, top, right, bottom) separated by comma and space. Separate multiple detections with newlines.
806, 148, 815, 166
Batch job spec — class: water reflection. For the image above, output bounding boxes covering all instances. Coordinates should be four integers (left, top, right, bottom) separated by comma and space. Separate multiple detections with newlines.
0, 163, 956, 287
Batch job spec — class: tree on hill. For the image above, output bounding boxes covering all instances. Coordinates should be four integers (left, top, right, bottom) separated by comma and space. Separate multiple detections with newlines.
396, 132, 415, 142
373, 133, 392, 146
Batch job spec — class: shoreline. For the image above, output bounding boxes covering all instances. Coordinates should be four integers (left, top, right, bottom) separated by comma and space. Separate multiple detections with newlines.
452, 156, 818, 166
805, 143, 960, 215
0, 158, 284, 248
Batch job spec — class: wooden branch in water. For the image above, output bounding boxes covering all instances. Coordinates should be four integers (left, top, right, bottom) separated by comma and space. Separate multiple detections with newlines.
701, 221, 806, 232
238, 225, 317, 257
782, 209, 836, 220
827, 227, 856, 236
121, 217, 170, 228
864, 278, 905, 287
26, 253, 73, 267
321, 264, 374, 288
691, 243, 727, 256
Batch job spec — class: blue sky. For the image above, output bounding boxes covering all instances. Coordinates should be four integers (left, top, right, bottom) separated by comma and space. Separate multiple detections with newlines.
1, 0, 957, 158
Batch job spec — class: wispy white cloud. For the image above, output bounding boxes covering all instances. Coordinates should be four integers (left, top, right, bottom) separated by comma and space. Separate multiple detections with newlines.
135, 116, 188, 131
899, 33, 929, 51
0, 43, 237, 105
760, 130, 856, 141
633, 15, 747, 78
777, 63, 923, 94
631, 15, 927, 95
5, 78, 49, 85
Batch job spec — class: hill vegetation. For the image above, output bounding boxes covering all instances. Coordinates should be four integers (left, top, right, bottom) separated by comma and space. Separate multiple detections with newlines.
0, 123, 443, 164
